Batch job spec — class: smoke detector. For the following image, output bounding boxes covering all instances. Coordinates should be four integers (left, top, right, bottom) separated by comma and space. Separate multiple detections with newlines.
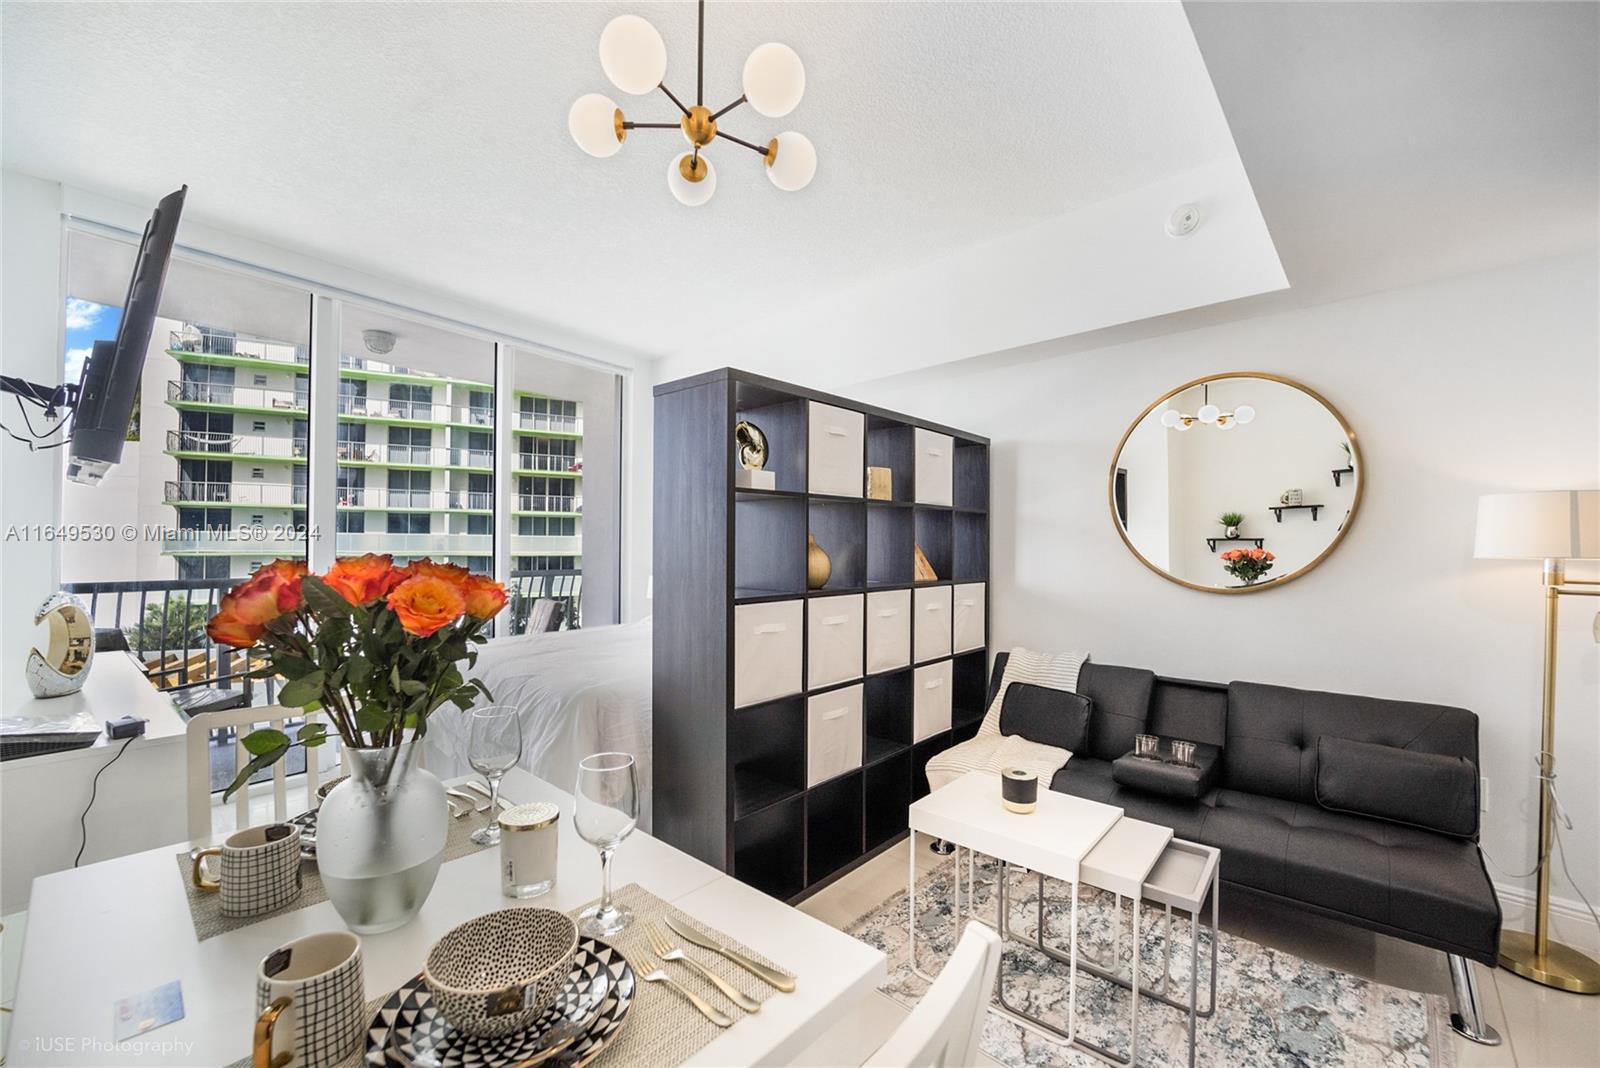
362, 329, 397, 355
1166, 204, 1202, 238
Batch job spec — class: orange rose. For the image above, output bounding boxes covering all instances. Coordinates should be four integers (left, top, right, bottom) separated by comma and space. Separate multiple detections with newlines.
207, 593, 266, 648
324, 553, 403, 605
462, 574, 508, 620
254, 558, 310, 613
207, 558, 308, 648
387, 574, 467, 637
401, 559, 471, 587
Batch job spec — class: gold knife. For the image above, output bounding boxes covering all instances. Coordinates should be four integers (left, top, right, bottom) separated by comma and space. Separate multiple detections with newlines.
664, 916, 796, 993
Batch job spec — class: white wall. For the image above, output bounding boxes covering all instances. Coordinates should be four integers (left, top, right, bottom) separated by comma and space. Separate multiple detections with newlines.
1, 172, 66, 713
847, 252, 1600, 928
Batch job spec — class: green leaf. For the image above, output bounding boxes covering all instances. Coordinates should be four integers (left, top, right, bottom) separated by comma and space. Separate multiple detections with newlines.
297, 722, 328, 744
241, 728, 291, 756
277, 670, 325, 709
398, 678, 427, 696
299, 575, 353, 618
356, 704, 393, 734
221, 744, 289, 801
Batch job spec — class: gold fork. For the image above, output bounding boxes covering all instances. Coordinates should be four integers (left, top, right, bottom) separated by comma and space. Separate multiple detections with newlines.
646, 922, 761, 1013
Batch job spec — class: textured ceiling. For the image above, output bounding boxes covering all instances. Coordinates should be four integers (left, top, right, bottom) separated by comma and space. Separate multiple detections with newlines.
3, 1, 1242, 359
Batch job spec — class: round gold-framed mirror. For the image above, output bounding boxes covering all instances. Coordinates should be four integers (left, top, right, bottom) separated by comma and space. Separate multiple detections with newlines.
1109, 372, 1363, 594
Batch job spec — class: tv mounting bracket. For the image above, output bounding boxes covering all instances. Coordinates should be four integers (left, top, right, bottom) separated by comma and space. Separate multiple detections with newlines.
1, 375, 79, 418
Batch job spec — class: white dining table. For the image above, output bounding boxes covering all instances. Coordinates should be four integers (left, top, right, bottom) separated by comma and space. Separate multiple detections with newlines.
5, 767, 887, 1067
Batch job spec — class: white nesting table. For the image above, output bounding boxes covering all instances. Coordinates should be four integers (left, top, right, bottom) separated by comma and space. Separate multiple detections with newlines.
907, 771, 1122, 1044
6, 767, 886, 1067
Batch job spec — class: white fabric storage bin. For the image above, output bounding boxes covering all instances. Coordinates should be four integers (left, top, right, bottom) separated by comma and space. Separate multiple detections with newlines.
733, 599, 803, 708
865, 589, 911, 674
808, 593, 864, 689
952, 582, 986, 653
807, 684, 864, 786
913, 660, 953, 742
913, 585, 952, 664
808, 401, 866, 498
914, 428, 954, 506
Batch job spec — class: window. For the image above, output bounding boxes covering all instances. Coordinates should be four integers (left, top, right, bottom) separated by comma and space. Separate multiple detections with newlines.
252, 420, 266, 433
335, 309, 493, 570
253, 373, 268, 387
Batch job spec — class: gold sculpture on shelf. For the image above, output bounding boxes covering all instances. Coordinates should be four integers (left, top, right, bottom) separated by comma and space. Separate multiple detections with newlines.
866, 466, 893, 500
913, 543, 938, 583
807, 535, 831, 589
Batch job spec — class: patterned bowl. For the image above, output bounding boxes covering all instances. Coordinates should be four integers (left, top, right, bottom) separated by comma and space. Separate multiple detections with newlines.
423, 908, 578, 1038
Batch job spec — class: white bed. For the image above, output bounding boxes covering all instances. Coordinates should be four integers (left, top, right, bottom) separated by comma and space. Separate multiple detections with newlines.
422, 618, 655, 829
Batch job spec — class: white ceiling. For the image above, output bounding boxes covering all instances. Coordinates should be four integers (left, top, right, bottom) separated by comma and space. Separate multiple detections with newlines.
2, 1, 1267, 362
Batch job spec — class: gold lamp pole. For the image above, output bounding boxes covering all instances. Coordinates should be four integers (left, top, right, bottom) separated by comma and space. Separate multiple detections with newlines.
1475, 489, 1600, 993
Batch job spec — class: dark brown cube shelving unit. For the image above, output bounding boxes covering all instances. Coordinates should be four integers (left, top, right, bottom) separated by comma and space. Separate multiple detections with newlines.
653, 368, 990, 901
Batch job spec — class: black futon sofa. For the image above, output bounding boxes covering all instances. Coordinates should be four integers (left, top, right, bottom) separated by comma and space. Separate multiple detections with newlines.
984, 653, 1502, 1044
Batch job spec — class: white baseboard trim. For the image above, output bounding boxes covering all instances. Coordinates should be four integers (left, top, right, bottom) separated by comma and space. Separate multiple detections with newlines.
1494, 881, 1600, 958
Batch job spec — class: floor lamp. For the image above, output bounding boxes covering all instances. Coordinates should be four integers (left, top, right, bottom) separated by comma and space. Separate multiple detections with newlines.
1474, 489, 1600, 993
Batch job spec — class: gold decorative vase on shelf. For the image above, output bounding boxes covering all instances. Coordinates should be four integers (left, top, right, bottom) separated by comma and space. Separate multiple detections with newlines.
807, 535, 831, 590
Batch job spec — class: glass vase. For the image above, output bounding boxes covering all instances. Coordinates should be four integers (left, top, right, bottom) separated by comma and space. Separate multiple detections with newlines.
316, 739, 447, 934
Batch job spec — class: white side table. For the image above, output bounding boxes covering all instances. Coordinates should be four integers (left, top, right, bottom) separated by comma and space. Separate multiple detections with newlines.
907, 771, 1122, 1045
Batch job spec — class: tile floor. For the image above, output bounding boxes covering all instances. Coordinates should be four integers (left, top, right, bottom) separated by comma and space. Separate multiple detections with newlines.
798, 839, 1600, 1068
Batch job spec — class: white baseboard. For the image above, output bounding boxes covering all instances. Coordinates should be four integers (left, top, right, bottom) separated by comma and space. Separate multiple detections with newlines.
1494, 881, 1600, 958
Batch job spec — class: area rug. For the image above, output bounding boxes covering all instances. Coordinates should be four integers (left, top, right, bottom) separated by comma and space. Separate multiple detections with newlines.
846, 860, 1456, 1067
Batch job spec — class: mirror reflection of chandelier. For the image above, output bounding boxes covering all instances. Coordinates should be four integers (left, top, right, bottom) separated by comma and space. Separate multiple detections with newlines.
1160, 383, 1257, 432
567, 0, 816, 206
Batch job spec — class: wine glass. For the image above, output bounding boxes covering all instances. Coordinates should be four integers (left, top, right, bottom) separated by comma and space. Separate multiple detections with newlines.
468, 705, 523, 845
574, 752, 639, 937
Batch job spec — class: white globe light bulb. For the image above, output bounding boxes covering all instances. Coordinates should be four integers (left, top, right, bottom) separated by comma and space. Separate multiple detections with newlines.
1217, 417, 1236, 431
1234, 404, 1256, 425
667, 152, 716, 207
1160, 409, 1181, 429
569, 94, 624, 158
1197, 403, 1220, 424
599, 15, 667, 96
766, 131, 816, 192
743, 42, 805, 117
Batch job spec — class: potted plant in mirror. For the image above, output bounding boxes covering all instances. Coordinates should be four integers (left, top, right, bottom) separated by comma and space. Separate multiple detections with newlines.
206, 555, 506, 933
1220, 546, 1275, 586
1218, 512, 1245, 540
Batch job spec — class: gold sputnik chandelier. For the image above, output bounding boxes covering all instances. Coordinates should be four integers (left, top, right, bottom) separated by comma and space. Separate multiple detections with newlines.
567, 0, 816, 206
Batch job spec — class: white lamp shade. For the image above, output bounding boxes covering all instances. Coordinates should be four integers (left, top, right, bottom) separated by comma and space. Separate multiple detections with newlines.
569, 93, 623, 158
743, 42, 805, 117
1475, 490, 1600, 560
766, 131, 816, 192
1234, 404, 1256, 425
667, 152, 717, 206
1197, 403, 1220, 424
1217, 417, 1236, 431
1160, 409, 1181, 428
599, 14, 667, 95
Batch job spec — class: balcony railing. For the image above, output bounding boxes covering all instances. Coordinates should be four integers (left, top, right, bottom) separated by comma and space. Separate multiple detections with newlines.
169, 380, 307, 412
167, 429, 307, 459
514, 411, 582, 434
507, 570, 583, 632
335, 395, 494, 426
160, 528, 309, 554
165, 480, 307, 506
516, 452, 581, 473
333, 531, 494, 556
509, 533, 583, 556
516, 494, 582, 513
334, 441, 492, 469
169, 328, 308, 365
338, 488, 492, 511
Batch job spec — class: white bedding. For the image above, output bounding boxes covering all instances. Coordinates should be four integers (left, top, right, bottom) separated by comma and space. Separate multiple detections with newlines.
422, 619, 655, 829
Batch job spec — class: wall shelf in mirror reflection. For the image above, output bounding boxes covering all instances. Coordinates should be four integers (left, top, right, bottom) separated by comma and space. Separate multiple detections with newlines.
1110, 373, 1363, 594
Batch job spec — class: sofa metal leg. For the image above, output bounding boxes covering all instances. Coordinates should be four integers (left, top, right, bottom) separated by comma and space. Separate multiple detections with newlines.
928, 837, 955, 856
1447, 954, 1503, 1046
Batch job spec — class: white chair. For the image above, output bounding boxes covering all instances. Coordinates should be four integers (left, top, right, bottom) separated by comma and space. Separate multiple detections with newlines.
867, 921, 1003, 1068
184, 704, 335, 841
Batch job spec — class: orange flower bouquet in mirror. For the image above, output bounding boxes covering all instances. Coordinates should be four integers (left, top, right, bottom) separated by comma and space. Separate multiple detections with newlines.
207, 554, 507, 798
1220, 546, 1276, 586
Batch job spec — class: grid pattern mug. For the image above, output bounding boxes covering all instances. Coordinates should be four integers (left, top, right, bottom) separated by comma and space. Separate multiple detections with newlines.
255, 931, 366, 1068
190, 823, 303, 917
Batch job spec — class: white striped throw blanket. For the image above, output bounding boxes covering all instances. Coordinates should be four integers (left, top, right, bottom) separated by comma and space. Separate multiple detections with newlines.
926, 648, 1090, 791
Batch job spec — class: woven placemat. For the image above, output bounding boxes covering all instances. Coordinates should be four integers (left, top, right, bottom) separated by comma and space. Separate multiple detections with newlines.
223, 882, 789, 1068
176, 804, 501, 941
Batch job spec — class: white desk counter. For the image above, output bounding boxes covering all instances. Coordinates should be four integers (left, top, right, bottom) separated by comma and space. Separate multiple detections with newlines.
0, 653, 187, 910
6, 768, 887, 1067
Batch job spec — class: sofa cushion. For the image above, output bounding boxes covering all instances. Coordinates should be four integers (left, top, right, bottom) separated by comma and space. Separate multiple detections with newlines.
999, 684, 1092, 753
1316, 736, 1478, 838
1050, 758, 1211, 840
1222, 681, 1479, 813
1077, 663, 1156, 762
